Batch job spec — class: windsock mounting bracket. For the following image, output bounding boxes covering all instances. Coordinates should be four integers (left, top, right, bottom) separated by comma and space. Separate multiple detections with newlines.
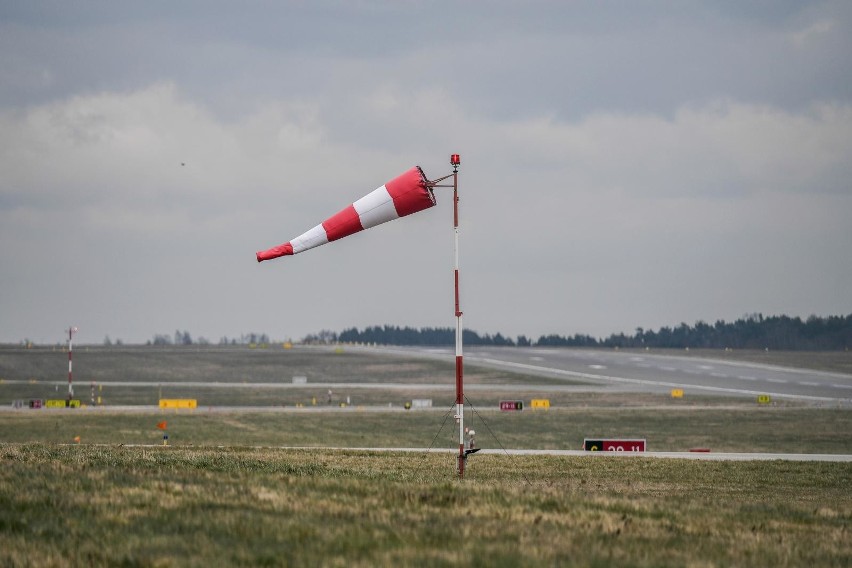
426, 173, 455, 188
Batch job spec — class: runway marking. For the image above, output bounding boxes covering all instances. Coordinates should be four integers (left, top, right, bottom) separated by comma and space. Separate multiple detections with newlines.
833, 384, 852, 390
799, 381, 819, 387
766, 378, 788, 384
710, 373, 728, 378
470, 357, 841, 403
738, 376, 757, 381
588, 364, 606, 370
660, 366, 677, 372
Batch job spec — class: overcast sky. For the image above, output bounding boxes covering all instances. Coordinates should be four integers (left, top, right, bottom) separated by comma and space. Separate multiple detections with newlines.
1, 1, 851, 345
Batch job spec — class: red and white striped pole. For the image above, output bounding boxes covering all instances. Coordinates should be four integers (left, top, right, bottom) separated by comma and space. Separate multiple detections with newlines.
67, 326, 77, 401
450, 154, 465, 478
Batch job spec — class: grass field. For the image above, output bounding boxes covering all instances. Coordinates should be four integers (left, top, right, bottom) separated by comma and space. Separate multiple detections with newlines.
2, 344, 852, 454
1, 345, 851, 566
1, 444, 850, 567
0, 345, 585, 407
1, 407, 851, 454
0, 344, 563, 385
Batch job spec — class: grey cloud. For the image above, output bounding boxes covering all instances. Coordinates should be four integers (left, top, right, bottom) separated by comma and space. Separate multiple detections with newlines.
1, 2, 850, 344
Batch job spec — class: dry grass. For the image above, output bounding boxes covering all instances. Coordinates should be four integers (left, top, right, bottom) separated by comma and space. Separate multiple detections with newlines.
1, 444, 850, 567
2, 345, 850, 565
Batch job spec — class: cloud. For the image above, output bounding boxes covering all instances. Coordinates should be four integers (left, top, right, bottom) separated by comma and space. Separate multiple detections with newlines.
1, 83, 850, 342
5, 85, 850, 229
791, 20, 835, 47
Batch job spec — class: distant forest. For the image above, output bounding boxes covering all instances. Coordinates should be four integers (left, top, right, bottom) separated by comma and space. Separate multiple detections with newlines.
142, 331, 270, 347
303, 314, 852, 351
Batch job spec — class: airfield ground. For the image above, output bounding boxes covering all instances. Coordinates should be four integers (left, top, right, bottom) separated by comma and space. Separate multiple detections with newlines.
1, 345, 850, 566
2, 444, 850, 567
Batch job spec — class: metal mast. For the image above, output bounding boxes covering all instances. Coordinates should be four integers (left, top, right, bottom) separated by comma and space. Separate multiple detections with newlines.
427, 154, 468, 478
450, 154, 465, 477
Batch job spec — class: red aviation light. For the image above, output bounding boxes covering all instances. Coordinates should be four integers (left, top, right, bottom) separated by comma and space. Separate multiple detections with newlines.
450, 154, 460, 166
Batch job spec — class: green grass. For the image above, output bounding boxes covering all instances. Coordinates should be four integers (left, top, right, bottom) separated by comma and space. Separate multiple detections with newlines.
0, 344, 587, 407
2, 347, 851, 565
1, 444, 850, 567
0, 344, 563, 386
1, 407, 851, 454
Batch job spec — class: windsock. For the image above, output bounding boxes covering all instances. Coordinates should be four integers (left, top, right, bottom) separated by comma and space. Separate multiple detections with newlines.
256, 166, 435, 262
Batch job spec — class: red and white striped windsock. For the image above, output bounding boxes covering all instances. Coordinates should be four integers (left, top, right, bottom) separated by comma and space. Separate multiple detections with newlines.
256, 166, 435, 262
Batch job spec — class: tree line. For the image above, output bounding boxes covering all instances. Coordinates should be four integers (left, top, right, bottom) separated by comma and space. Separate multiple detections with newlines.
303, 314, 852, 351
129, 314, 851, 350
144, 331, 270, 346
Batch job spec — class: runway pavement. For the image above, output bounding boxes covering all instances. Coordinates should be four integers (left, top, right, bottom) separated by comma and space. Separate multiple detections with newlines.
375, 345, 852, 404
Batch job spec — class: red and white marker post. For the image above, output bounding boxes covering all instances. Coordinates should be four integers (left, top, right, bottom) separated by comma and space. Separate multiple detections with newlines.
425, 155, 466, 477
67, 326, 78, 401
451, 155, 465, 477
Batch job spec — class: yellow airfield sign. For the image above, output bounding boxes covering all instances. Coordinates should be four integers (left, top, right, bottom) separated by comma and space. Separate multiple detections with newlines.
531, 399, 550, 410
159, 399, 197, 409
45, 399, 81, 408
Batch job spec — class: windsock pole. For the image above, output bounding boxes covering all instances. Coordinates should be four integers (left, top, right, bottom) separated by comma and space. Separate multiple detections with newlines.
451, 154, 465, 478
427, 155, 465, 478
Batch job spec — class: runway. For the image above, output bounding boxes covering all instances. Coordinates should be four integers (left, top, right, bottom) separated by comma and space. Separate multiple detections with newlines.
376, 345, 852, 404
